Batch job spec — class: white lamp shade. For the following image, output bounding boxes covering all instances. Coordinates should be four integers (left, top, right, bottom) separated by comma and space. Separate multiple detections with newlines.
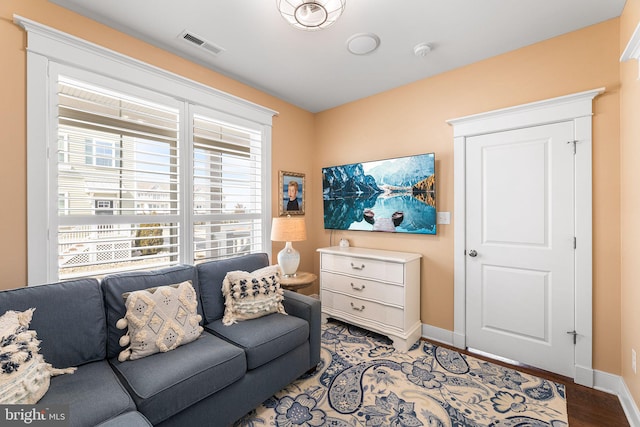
271, 217, 307, 242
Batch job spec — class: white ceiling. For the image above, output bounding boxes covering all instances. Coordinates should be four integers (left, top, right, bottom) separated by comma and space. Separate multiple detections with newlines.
49, 0, 626, 113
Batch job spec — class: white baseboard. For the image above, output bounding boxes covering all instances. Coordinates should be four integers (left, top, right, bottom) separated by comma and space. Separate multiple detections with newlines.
421, 323, 454, 346
594, 370, 640, 427
594, 369, 624, 395
575, 364, 594, 388
421, 324, 640, 427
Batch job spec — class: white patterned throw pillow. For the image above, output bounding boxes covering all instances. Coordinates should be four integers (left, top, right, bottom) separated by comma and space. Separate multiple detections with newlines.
0, 308, 76, 404
222, 265, 287, 326
117, 280, 203, 362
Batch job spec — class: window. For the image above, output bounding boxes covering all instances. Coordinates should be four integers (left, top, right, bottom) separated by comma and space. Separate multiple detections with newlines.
58, 134, 69, 164
58, 192, 69, 216
85, 139, 118, 167
22, 18, 275, 284
192, 111, 264, 261
94, 200, 114, 215
56, 76, 181, 280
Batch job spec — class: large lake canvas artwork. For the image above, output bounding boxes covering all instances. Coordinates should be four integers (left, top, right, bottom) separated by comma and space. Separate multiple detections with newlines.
322, 153, 436, 234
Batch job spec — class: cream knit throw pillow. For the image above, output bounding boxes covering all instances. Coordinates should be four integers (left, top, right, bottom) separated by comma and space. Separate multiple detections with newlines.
0, 308, 76, 404
117, 280, 203, 362
222, 265, 286, 326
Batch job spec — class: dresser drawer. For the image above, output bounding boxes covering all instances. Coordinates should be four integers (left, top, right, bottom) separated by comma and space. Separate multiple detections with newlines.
321, 289, 404, 329
320, 271, 403, 307
320, 253, 404, 284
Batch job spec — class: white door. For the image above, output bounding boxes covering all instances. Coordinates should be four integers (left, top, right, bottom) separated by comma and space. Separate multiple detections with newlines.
465, 121, 576, 377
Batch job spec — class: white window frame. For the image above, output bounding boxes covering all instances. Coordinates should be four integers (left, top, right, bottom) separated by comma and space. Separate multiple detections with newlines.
16, 15, 276, 285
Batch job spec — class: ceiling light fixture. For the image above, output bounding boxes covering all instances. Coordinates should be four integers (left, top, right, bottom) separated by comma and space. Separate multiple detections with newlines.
276, 0, 346, 31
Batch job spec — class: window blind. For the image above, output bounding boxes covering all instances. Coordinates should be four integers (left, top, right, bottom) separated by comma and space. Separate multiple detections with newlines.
192, 113, 264, 262
57, 77, 181, 280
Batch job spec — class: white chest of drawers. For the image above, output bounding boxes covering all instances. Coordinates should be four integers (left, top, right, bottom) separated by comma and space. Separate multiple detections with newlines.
317, 246, 421, 352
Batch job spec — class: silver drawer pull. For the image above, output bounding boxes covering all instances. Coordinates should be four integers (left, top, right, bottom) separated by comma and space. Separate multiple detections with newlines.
350, 262, 365, 270
350, 283, 365, 291
350, 302, 365, 311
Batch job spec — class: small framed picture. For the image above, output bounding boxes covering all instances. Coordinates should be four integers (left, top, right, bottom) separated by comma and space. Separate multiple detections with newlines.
279, 171, 305, 216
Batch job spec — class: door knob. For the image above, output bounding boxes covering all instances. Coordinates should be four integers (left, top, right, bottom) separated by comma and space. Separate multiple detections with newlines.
468, 249, 478, 257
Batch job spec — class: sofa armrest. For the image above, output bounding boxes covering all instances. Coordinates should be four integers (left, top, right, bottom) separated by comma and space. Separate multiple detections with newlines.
282, 291, 321, 369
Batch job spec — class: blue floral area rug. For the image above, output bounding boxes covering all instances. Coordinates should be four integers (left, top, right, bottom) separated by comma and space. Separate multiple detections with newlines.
235, 321, 568, 427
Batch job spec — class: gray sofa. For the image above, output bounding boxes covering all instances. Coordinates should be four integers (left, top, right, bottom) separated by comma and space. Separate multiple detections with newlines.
0, 253, 321, 427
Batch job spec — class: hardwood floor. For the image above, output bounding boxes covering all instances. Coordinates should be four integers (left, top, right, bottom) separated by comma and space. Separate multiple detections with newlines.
430, 340, 630, 426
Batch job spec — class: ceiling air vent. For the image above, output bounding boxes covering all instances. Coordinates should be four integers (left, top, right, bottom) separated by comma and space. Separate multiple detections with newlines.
179, 31, 225, 56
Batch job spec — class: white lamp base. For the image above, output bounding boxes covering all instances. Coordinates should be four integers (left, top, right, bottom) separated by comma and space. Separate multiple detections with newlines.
278, 241, 300, 277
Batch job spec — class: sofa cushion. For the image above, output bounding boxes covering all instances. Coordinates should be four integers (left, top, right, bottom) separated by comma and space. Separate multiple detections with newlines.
196, 253, 270, 324
205, 313, 308, 370
155, 343, 311, 427
117, 281, 203, 361
0, 278, 106, 368
221, 265, 286, 325
102, 265, 200, 360
110, 331, 246, 425
39, 360, 135, 427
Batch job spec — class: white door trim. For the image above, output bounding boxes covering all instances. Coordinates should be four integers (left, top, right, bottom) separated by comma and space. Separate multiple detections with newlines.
447, 88, 604, 387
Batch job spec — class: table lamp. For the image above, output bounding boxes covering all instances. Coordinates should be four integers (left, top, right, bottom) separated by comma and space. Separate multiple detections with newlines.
270, 216, 307, 277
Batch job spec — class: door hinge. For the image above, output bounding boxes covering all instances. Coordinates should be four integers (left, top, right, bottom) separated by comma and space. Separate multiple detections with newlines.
567, 140, 578, 154
574, 237, 577, 249
567, 330, 578, 345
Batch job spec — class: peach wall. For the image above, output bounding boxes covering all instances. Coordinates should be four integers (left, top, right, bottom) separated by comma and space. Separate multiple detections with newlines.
314, 19, 622, 374
0, 0, 315, 289
620, 0, 640, 408
0, 0, 627, 380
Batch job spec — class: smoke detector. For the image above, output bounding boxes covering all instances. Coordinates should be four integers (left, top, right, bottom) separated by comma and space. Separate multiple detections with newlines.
413, 43, 432, 58
179, 31, 225, 56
